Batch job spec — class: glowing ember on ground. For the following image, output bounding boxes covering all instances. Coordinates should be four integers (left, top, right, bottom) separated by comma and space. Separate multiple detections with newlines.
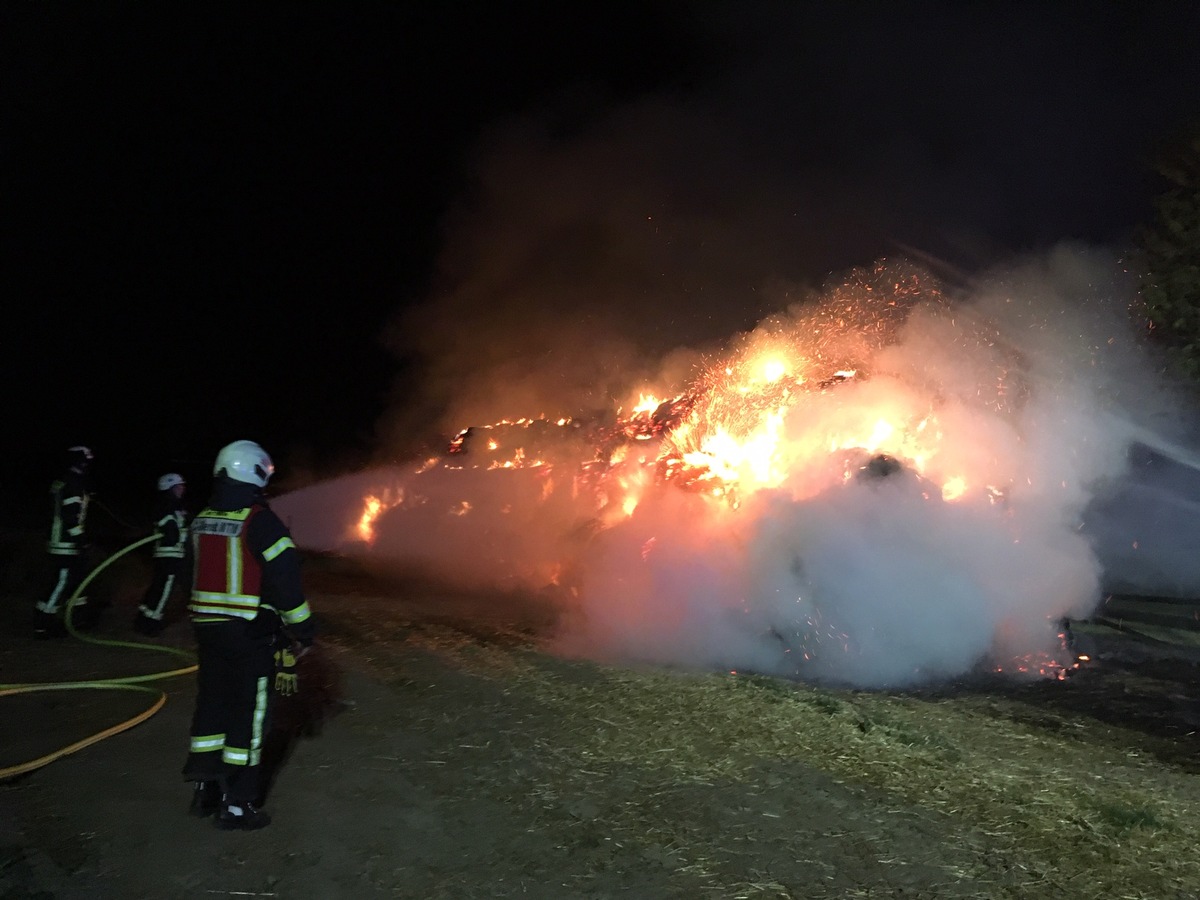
993, 630, 1092, 680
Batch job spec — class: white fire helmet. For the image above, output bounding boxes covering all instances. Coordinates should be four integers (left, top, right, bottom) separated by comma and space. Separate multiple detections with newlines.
213, 440, 275, 488
157, 473, 185, 492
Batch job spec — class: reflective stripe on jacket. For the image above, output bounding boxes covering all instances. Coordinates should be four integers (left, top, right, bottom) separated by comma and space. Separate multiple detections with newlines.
47, 476, 88, 556
188, 506, 264, 619
154, 509, 188, 559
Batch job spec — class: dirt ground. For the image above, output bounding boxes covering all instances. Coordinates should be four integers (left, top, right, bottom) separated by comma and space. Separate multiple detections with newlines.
4, 539, 1200, 899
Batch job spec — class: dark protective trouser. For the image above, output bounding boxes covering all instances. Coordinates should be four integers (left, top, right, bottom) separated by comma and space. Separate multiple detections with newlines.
36, 553, 90, 615
182, 619, 275, 803
138, 557, 185, 621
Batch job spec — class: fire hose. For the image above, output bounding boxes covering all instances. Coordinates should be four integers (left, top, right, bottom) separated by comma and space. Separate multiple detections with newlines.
0, 534, 199, 780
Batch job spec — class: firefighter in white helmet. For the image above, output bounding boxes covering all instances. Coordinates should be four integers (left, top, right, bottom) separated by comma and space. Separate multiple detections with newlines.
181, 440, 315, 830
133, 473, 189, 636
34, 446, 94, 638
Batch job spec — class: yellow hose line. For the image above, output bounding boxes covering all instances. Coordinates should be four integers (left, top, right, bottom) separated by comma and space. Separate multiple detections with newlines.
0, 534, 199, 781
0, 687, 166, 779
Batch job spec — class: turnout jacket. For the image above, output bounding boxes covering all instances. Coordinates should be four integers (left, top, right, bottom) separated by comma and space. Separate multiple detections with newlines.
153, 492, 188, 559
47, 467, 90, 556
188, 478, 314, 644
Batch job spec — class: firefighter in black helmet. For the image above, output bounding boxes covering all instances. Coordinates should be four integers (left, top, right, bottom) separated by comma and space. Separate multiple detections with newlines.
34, 445, 94, 638
182, 440, 315, 830
133, 472, 189, 637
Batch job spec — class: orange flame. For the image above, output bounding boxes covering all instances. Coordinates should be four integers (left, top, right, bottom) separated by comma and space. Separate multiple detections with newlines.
357, 496, 383, 543
355, 487, 405, 544
355, 265, 1022, 546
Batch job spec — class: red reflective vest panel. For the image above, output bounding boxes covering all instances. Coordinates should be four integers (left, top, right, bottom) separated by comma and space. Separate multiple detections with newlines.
188, 506, 265, 619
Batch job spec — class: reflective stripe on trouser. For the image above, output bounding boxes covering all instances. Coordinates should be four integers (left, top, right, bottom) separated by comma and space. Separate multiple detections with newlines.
138, 558, 184, 620
137, 573, 173, 619
36, 555, 89, 614
191, 733, 225, 753
222, 677, 268, 766
182, 619, 275, 803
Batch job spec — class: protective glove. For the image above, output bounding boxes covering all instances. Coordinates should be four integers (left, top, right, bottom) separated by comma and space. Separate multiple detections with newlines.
274, 645, 299, 696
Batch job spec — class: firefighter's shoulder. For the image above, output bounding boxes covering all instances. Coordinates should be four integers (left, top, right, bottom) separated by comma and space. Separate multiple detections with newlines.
247, 504, 297, 559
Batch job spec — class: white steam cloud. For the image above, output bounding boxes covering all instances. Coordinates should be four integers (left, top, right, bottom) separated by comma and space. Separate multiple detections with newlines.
276, 247, 1197, 689
549, 248, 1181, 687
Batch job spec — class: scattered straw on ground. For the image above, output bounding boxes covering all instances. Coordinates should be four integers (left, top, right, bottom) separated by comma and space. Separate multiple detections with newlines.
316, 587, 1200, 898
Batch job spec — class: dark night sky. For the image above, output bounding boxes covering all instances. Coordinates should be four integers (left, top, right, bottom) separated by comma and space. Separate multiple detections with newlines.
3, 1, 1200, 519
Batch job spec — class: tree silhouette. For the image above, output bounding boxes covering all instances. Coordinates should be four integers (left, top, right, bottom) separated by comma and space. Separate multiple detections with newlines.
1136, 124, 1200, 379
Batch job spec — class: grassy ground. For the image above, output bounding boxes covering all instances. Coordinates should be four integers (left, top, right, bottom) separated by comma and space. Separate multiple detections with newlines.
311, 559, 1200, 899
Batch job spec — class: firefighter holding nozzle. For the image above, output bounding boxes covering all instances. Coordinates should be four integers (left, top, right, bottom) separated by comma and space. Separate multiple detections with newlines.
181, 440, 315, 830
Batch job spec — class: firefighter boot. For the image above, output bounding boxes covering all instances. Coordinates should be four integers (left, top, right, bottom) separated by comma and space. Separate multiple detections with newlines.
215, 798, 271, 831
133, 611, 164, 637
188, 781, 220, 818
33, 610, 67, 639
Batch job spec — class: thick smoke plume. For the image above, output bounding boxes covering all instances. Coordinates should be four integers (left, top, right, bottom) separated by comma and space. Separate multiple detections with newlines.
276, 247, 1196, 689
